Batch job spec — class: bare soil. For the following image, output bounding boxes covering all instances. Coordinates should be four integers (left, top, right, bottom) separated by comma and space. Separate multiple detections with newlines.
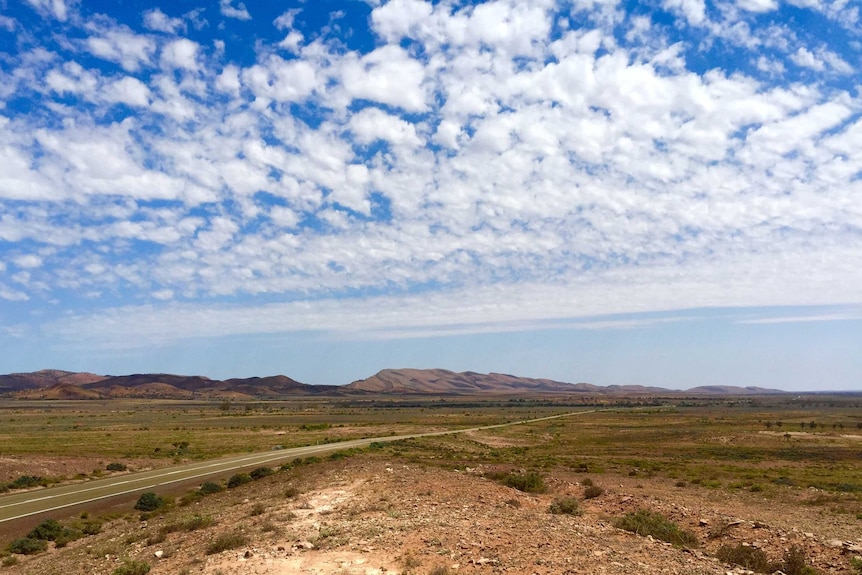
6, 456, 861, 575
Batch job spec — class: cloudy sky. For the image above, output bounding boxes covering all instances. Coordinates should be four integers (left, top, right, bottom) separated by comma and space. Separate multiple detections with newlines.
1, 0, 860, 390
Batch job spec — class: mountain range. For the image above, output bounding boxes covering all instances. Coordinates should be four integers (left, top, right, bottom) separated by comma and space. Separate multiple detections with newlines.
0, 368, 785, 399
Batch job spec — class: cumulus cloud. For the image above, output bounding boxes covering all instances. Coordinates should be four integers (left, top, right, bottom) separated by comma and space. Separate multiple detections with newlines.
220, 0, 251, 21
24, 0, 70, 21
85, 25, 157, 72
160, 38, 200, 70
143, 8, 184, 34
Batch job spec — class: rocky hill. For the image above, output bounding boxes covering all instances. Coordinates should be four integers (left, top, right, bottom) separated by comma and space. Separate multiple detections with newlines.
5, 371, 343, 400
1, 368, 786, 399
345, 368, 676, 394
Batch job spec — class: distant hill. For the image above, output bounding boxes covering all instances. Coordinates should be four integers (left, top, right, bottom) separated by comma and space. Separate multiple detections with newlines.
0, 369, 106, 394
685, 385, 785, 395
4, 370, 343, 399
1, 368, 786, 399
346, 368, 677, 395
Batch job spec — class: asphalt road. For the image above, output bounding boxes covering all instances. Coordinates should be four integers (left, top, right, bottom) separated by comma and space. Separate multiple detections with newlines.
0, 409, 595, 524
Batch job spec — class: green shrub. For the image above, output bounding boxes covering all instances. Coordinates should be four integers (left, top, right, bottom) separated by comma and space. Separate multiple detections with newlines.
8, 537, 47, 555
206, 532, 248, 555
28, 518, 63, 541
227, 473, 252, 488
250, 467, 274, 480
111, 559, 151, 575
583, 485, 604, 499
199, 481, 223, 495
182, 514, 214, 531
486, 471, 546, 493
2, 556, 18, 567
134, 492, 164, 512
107, 462, 128, 472
780, 545, 818, 575
716, 544, 773, 573
581, 477, 594, 487
54, 527, 84, 547
614, 509, 698, 547
11, 476, 43, 489
548, 496, 581, 515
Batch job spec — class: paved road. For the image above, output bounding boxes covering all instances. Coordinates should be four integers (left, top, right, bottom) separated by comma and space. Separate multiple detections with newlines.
0, 409, 595, 523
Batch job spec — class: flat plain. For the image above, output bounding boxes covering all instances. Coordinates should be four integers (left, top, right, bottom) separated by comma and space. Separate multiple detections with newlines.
0, 394, 860, 574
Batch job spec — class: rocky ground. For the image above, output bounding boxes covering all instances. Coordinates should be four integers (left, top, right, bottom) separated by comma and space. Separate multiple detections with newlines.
5, 454, 861, 575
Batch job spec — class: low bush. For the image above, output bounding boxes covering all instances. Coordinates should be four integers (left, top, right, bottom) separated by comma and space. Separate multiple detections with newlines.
134, 492, 164, 512
54, 527, 84, 547
206, 532, 248, 555
583, 485, 604, 499
613, 509, 698, 547
548, 496, 581, 515
199, 481, 223, 495
183, 514, 215, 531
111, 559, 151, 575
11, 476, 43, 489
716, 544, 773, 572
486, 470, 546, 493
106, 462, 128, 472
227, 473, 252, 489
28, 518, 63, 541
780, 545, 819, 575
250, 467, 274, 480
8, 537, 47, 555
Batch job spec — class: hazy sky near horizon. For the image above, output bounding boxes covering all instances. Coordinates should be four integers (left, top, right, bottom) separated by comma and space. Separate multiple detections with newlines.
0, 0, 860, 391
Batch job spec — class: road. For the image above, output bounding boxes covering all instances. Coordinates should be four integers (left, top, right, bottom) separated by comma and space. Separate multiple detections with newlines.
0, 409, 595, 524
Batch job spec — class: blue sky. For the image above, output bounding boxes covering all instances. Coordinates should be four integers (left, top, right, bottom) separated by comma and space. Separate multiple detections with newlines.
0, 0, 860, 391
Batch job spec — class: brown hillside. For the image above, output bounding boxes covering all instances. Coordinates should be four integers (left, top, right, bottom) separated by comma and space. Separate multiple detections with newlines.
345, 368, 591, 394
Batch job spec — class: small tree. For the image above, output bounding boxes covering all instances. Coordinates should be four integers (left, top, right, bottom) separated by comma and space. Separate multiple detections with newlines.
134, 492, 164, 512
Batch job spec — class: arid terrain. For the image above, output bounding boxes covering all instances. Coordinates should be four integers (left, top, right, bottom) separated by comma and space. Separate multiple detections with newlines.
0, 392, 860, 575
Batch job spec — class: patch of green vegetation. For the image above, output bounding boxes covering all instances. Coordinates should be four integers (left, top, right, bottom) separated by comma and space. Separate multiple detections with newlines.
134, 492, 165, 512
249, 467, 274, 480
7, 537, 47, 555
548, 497, 581, 515
716, 544, 773, 573
485, 470, 546, 493
111, 559, 151, 575
206, 532, 248, 555
613, 509, 698, 547
227, 473, 252, 488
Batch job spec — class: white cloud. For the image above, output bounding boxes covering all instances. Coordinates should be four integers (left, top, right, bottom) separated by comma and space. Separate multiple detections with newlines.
143, 8, 184, 34
0, 15, 16, 31
735, 0, 779, 12
220, 0, 251, 21
340, 45, 427, 112
24, 0, 69, 21
0, 286, 29, 302
349, 107, 422, 148
663, 0, 706, 25
104, 77, 151, 107
278, 31, 304, 52
86, 26, 156, 72
274, 8, 302, 30
14, 254, 43, 269
160, 38, 200, 70
791, 46, 825, 70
